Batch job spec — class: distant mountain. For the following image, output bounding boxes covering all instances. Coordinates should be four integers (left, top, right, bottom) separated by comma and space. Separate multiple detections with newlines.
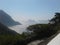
26, 20, 49, 25
0, 10, 21, 27
38, 20, 49, 24
26, 20, 37, 25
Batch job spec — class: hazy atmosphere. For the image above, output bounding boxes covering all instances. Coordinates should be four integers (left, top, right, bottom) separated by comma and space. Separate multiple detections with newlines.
0, 0, 60, 45
0, 0, 60, 23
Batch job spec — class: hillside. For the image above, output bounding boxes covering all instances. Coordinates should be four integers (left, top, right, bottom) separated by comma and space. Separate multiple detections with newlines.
0, 22, 27, 45
0, 10, 21, 26
26, 13, 60, 45
0, 22, 18, 35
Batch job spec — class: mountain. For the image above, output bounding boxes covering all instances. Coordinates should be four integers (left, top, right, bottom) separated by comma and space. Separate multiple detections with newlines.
0, 10, 21, 27
25, 20, 49, 25
25, 20, 37, 25
38, 20, 49, 24
0, 22, 18, 35
0, 22, 26, 45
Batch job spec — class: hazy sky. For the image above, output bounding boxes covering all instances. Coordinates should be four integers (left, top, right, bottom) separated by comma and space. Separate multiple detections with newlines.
0, 0, 60, 22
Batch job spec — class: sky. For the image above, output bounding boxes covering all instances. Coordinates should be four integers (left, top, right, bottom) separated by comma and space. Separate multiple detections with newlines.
0, 0, 60, 23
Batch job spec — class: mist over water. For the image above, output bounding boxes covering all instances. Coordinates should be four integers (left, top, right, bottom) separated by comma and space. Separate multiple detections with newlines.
9, 24, 29, 34
9, 20, 49, 34
8, 20, 39, 34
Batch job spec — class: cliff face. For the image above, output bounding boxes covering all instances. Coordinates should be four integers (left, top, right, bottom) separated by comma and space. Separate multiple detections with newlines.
0, 10, 21, 27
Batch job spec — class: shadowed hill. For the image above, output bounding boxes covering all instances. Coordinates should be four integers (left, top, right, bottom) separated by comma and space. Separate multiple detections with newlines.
0, 22, 19, 35
0, 22, 27, 45
0, 10, 21, 27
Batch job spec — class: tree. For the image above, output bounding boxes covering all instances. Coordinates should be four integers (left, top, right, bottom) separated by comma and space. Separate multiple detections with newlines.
50, 13, 60, 25
27, 13, 60, 40
24, 12, 60, 45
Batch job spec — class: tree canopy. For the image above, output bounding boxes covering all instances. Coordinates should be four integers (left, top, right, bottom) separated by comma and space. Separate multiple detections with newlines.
50, 13, 60, 25
27, 12, 60, 40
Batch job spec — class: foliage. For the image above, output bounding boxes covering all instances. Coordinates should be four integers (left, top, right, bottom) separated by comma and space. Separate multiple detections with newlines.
0, 34, 23, 45
0, 23, 27, 45
27, 12, 60, 40
0, 12, 60, 45
50, 13, 60, 25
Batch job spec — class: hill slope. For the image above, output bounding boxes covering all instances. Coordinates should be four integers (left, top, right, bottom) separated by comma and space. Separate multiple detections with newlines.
0, 10, 21, 26
0, 22, 26, 45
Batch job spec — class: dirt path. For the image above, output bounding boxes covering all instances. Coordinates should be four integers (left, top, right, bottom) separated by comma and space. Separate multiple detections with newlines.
27, 30, 60, 45
27, 40, 44, 45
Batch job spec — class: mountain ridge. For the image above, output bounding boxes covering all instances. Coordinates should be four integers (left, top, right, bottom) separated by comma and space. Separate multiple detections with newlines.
0, 10, 21, 27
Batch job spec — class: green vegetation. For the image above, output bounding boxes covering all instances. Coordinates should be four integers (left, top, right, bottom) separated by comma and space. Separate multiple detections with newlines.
0, 23, 27, 45
0, 12, 60, 45
0, 35, 21, 45
0, 32, 27, 45
27, 12, 60, 40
